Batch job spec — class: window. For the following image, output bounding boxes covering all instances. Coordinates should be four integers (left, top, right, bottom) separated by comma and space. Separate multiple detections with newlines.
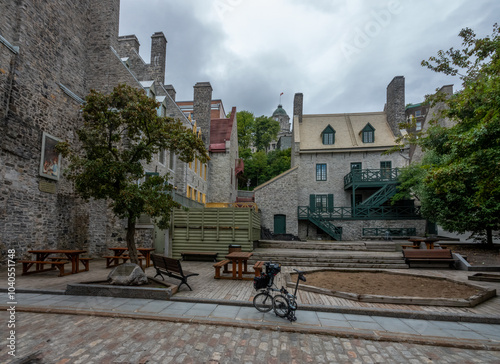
361, 123, 375, 143
315, 195, 328, 212
204, 164, 207, 180
380, 161, 392, 179
159, 149, 166, 165
169, 152, 175, 171
415, 110, 421, 117
316, 164, 327, 181
194, 159, 198, 173
416, 121, 422, 131
186, 185, 191, 198
322, 125, 335, 145
351, 162, 362, 171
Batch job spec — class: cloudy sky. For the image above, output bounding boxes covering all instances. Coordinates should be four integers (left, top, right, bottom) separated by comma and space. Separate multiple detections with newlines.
119, 0, 499, 117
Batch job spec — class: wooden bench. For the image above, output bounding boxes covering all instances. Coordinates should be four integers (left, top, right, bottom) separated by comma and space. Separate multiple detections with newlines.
18, 260, 69, 276
403, 249, 456, 268
103, 255, 144, 268
48, 256, 92, 271
180, 251, 218, 262
151, 254, 199, 291
253, 261, 265, 277
213, 259, 231, 279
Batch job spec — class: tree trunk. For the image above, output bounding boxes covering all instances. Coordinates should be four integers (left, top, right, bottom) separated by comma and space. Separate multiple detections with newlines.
126, 217, 139, 265
486, 227, 493, 246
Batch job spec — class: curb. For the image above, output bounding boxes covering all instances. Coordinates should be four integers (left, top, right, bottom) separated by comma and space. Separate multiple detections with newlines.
5, 305, 500, 352
4, 288, 500, 324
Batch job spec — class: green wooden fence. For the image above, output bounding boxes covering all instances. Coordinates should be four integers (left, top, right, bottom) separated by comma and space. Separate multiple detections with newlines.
171, 208, 261, 260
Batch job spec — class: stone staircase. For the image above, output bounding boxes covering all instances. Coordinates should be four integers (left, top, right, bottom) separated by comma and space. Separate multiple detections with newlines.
252, 240, 408, 269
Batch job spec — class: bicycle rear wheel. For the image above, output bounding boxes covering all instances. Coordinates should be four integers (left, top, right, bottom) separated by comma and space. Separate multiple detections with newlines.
273, 294, 290, 318
253, 292, 274, 312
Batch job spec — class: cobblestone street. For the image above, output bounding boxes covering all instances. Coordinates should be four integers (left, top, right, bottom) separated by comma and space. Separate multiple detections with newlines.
2, 312, 500, 364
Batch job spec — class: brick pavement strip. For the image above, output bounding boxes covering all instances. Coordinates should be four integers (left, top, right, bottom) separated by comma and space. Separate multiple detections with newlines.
1, 312, 500, 363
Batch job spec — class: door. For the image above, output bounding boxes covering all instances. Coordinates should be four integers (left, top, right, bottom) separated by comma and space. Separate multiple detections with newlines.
274, 215, 286, 234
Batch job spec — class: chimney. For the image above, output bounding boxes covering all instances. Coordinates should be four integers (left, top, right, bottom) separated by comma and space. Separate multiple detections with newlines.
117, 34, 140, 53
293, 93, 303, 123
386, 76, 405, 137
193, 82, 213, 147
150, 32, 167, 85
164, 84, 176, 101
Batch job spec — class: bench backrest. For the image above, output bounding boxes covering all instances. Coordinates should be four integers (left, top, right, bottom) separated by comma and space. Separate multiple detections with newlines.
403, 249, 453, 259
151, 254, 182, 274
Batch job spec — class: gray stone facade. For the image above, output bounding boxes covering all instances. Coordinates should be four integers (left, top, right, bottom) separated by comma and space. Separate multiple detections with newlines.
255, 77, 424, 241
0, 0, 211, 261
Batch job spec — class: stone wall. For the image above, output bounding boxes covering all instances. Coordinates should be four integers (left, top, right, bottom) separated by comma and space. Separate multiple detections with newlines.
254, 167, 299, 236
193, 82, 213, 147
298, 219, 426, 241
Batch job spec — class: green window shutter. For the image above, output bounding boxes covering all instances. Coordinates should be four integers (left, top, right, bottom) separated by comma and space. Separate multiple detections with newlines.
327, 194, 334, 212
309, 194, 316, 212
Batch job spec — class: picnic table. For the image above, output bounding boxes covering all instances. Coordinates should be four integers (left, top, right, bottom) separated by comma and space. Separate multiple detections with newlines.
20, 249, 88, 276
407, 237, 440, 250
214, 251, 254, 280
105, 247, 155, 268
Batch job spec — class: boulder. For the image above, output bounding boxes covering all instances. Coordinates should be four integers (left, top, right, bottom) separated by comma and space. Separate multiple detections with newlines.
107, 263, 148, 286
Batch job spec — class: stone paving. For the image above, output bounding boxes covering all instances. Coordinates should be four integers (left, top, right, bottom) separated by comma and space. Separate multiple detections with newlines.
2, 311, 500, 364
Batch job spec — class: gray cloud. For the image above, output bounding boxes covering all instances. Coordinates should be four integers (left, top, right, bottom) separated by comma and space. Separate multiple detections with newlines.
119, 0, 500, 117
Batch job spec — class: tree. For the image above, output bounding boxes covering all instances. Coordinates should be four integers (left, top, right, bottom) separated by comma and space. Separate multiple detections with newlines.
237, 111, 255, 150
393, 24, 500, 244
254, 115, 280, 152
58, 84, 209, 263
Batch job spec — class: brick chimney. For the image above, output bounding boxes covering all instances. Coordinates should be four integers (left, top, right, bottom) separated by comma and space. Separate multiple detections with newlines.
193, 82, 213, 147
386, 76, 405, 137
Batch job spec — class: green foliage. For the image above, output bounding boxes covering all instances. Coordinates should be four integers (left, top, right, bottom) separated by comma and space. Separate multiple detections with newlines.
238, 148, 291, 190
254, 115, 280, 152
237, 111, 256, 150
58, 84, 208, 260
393, 24, 500, 243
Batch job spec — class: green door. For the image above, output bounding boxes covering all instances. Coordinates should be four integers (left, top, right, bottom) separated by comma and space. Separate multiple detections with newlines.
274, 215, 286, 234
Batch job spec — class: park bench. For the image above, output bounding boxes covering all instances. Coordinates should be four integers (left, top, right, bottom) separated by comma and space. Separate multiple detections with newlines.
180, 251, 218, 262
18, 260, 69, 276
213, 259, 231, 279
151, 254, 199, 291
403, 249, 456, 268
253, 261, 265, 277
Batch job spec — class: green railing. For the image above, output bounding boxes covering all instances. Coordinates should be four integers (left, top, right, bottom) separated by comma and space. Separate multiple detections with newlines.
357, 184, 397, 208
298, 205, 421, 220
362, 227, 416, 237
308, 212, 343, 240
170, 191, 205, 209
344, 168, 400, 187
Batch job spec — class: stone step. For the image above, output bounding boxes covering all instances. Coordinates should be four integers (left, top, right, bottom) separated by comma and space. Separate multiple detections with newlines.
258, 240, 396, 252
277, 262, 409, 269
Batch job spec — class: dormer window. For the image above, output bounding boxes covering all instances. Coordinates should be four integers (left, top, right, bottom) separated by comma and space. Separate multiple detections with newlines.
321, 125, 335, 145
361, 123, 375, 143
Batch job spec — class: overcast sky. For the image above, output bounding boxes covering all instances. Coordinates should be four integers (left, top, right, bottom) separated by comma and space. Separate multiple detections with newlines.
119, 0, 499, 118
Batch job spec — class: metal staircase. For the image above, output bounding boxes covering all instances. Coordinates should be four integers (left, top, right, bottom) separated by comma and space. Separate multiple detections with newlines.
357, 183, 397, 208
308, 211, 342, 241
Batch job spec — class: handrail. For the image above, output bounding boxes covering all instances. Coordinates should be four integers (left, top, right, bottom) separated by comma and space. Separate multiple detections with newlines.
344, 168, 400, 186
298, 205, 421, 220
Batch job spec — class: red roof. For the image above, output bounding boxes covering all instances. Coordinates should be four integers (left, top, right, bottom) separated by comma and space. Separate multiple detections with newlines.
209, 107, 236, 153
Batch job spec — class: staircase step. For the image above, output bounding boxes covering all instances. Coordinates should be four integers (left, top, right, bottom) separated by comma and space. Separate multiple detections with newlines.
258, 240, 397, 252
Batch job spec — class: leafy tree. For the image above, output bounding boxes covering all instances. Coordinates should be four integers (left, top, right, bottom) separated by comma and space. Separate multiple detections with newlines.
58, 84, 209, 263
238, 148, 291, 190
237, 111, 255, 150
393, 24, 500, 244
254, 115, 280, 152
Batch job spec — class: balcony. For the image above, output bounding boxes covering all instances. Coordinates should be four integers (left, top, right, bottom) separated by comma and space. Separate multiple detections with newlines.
344, 168, 400, 189
298, 205, 421, 220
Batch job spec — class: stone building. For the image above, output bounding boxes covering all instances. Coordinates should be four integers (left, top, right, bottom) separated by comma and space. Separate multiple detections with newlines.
174, 96, 241, 203
0, 0, 230, 259
255, 76, 426, 240
268, 104, 292, 152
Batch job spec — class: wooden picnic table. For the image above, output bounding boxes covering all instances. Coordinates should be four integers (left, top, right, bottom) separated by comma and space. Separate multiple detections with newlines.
106, 247, 155, 268
407, 237, 440, 250
224, 251, 253, 280
22, 249, 88, 276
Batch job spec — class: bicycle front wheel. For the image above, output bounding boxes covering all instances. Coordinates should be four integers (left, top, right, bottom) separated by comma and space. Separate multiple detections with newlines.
253, 292, 274, 312
273, 294, 290, 317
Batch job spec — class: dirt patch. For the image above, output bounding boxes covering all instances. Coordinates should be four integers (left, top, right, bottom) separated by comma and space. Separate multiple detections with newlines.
295, 271, 483, 299
446, 245, 500, 266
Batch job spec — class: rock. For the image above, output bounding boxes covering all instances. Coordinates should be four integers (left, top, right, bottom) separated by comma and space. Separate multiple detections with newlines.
107, 263, 148, 286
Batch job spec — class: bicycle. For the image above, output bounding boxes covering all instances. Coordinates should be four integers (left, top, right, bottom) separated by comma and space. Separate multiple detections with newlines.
252, 261, 282, 313
272, 269, 306, 322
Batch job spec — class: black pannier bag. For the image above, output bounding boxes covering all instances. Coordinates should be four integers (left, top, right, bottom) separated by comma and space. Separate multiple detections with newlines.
253, 273, 270, 290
